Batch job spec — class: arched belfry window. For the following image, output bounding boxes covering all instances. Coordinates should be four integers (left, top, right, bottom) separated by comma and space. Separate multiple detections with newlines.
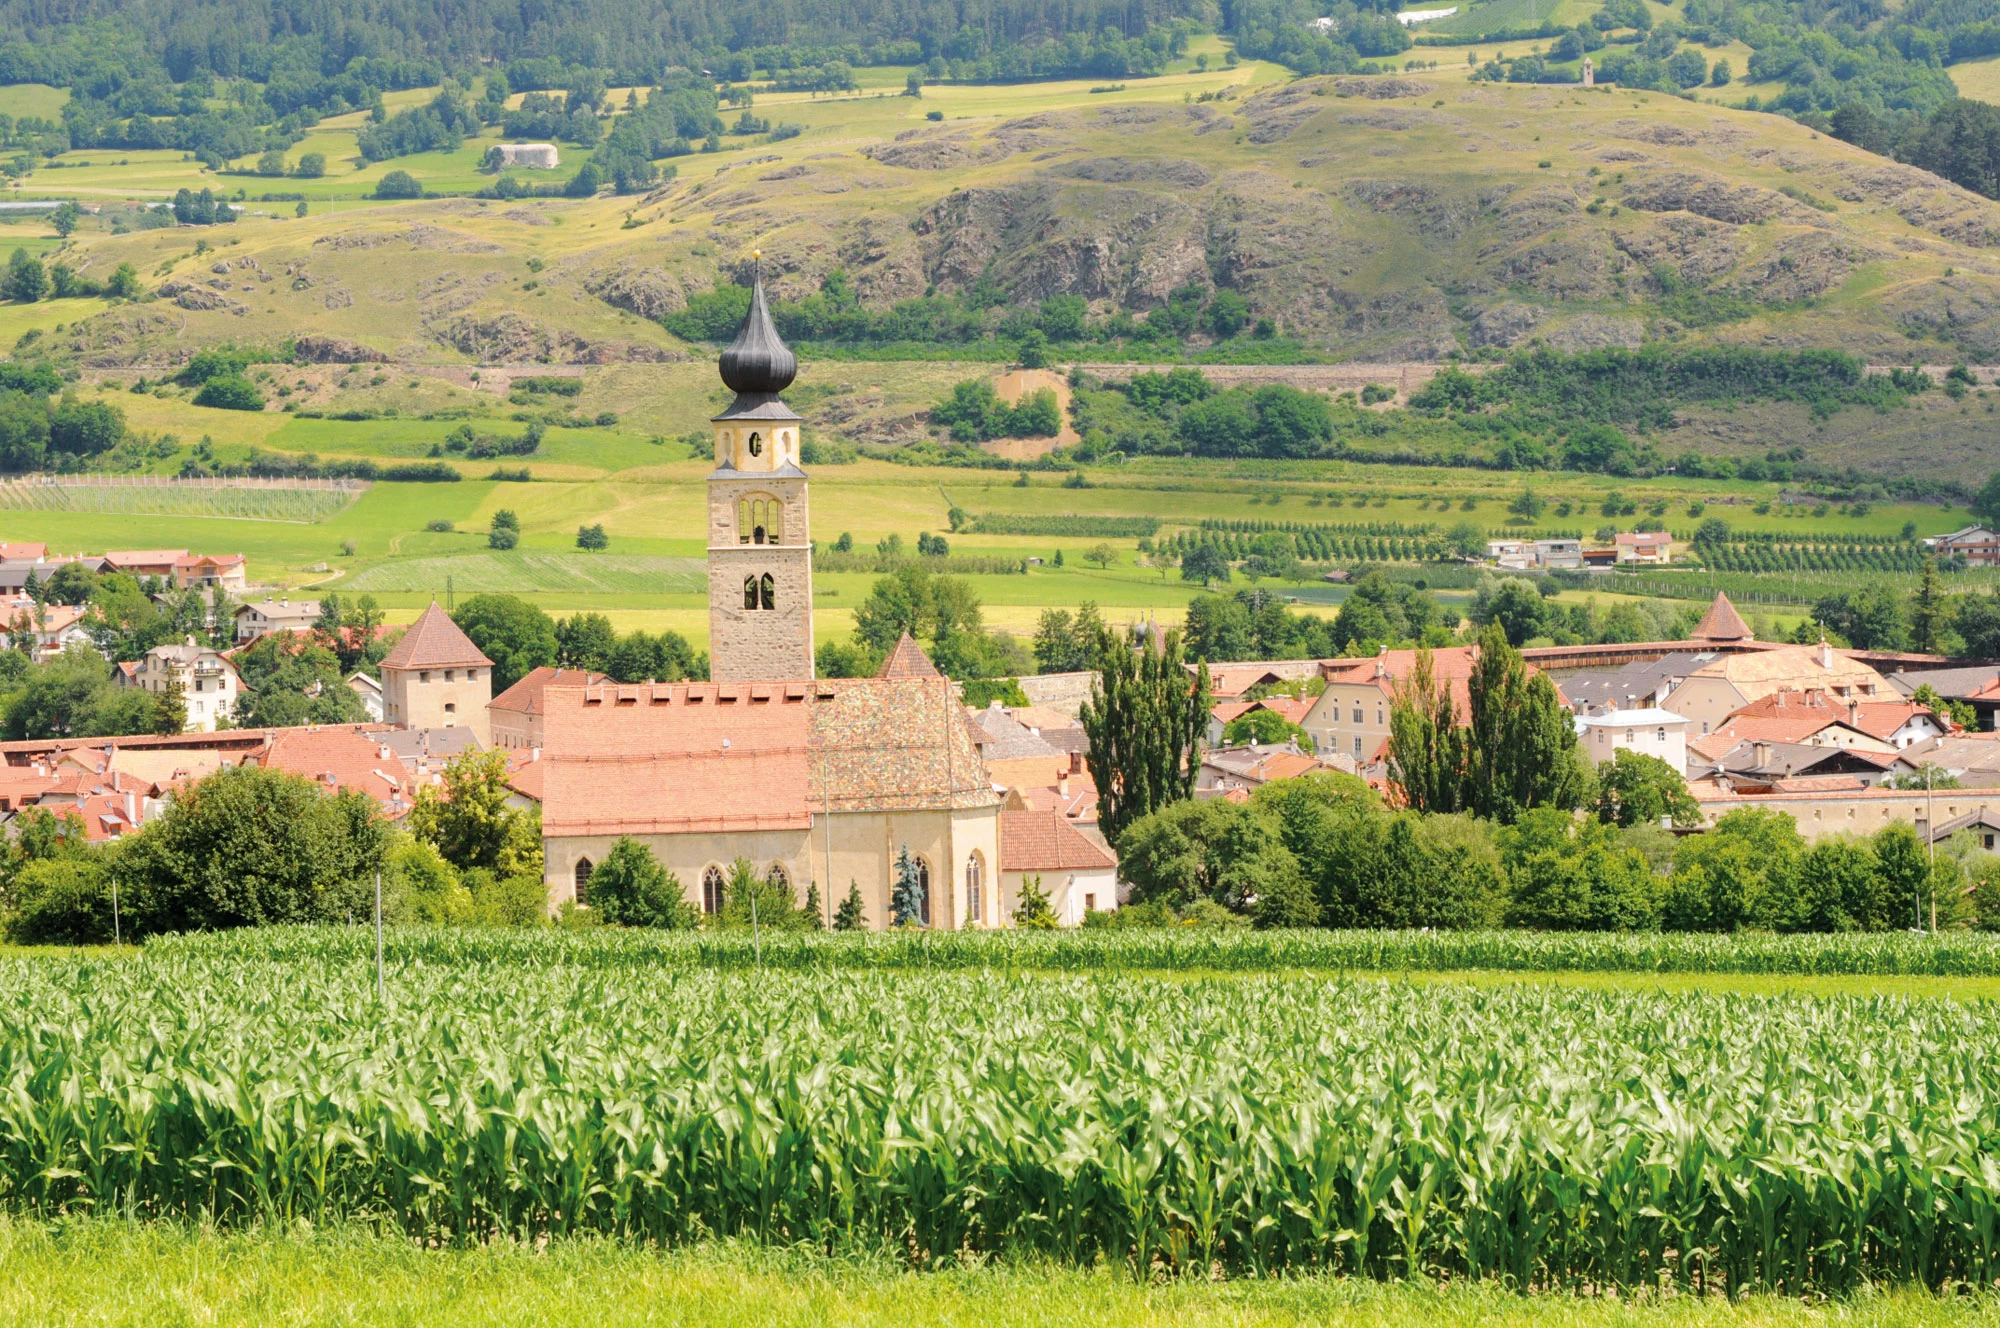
743, 575, 759, 610
738, 496, 782, 546
747, 431, 763, 458
759, 573, 775, 611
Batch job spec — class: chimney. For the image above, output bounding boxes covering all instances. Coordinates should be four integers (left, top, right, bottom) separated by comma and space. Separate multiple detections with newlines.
1069, 750, 1084, 775
1820, 639, 1834, 669
1058, 771, 1069, 798
1754, 741, 1771, 767
123, 791, 136, 824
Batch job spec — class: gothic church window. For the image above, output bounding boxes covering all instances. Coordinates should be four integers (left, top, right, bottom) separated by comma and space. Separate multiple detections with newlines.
573, 858, 593, 907
965, 852, 984, 926
702, 865, 725, 914
760, 574, 775, 611
744, 576, 759, 610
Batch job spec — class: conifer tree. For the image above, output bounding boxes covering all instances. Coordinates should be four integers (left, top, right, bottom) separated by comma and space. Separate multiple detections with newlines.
1910, 556, 1945, 655
834, 879, 867, 931
1013, 873, 1058, 928
802, 880, 825, 929
890, 845, 927, 927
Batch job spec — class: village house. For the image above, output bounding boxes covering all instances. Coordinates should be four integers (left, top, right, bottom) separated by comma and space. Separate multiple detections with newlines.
0, 597, 91, 660
1662, 639, 1891, 736
233, 596, 323, 643
377, 603, 494, 746
1575, 707, 1690, 775
1614, 532, 1673, 564
997, 808, 1117, 924
1925, 525, 2000, 566
536, 265, 1028, 927
172, 553, 249, 590
1300, 646, 1503, 769
489, 666, 607, 749
119, 638, 241, 732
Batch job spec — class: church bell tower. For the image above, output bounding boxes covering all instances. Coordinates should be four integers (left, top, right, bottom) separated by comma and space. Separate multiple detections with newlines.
707, 254, 815, 682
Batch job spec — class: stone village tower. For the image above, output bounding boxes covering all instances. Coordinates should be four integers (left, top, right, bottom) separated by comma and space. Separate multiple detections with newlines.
707, 255, 815, 682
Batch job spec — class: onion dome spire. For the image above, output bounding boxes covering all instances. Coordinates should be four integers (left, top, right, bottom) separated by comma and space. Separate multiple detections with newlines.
717, 250, 796, 397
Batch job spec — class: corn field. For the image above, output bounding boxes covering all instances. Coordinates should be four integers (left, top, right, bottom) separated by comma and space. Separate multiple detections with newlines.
4, 931, 2000, 1291
157, 925, 2000, 976
0, 478, 359, 524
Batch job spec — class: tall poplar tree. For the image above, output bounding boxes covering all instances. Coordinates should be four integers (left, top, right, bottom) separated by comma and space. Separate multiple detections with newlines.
1387, 646, 1465, 813
1463, 623, 1590, 823
1081, 623, 1210, 846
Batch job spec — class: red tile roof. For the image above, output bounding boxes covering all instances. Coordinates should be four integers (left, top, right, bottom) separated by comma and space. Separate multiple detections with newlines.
875, 631, 942, 679
256, 727, 418, 813
1845, 701, 1939, 741
539, 675, 1000, 837
1000, 809, 1116, 872
490, 666, 606, 715
379, 603, 493, 672
0, 543, 46, 560
506, 748, 544, 803
540, 682, 814, 837
1693, 592, 1753, 643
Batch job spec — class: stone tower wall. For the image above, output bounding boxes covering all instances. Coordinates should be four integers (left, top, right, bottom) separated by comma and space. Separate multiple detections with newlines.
707, 472, 814, 681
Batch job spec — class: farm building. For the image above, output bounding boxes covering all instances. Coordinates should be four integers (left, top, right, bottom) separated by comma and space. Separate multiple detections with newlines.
498, 143, 560, 168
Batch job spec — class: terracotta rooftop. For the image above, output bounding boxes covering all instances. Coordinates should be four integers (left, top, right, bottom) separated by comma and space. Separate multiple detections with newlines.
490, 666, 607, 715
538, 671, 1000, 837
379, 602, 493, 672
1000, 808, 1116, 873
0, 543, 46, 560
1692, 592, 1753, 643
875, 631, 942, 680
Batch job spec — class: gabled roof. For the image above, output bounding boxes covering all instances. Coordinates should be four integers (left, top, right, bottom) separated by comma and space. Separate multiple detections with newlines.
1000, 808, 1116, 872
967, 704, 1063, 761
0, 543, 46, 560
1615, 531, 1672, 547
1844, 701, 1942, 741
379, 602, 493, 672
490, 666, 607, 715
256, 727, 417, 813
875, 631, 942, 680
1692, 592, 1753, 643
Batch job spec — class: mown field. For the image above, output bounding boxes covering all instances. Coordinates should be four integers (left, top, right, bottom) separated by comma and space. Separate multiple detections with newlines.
8, 927, 2000, 1296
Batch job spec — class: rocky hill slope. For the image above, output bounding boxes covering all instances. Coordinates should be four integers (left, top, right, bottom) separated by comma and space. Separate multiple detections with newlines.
40, 70, 2000, 371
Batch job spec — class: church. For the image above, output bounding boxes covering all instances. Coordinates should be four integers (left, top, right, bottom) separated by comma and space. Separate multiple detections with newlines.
536, 262, 1014, 927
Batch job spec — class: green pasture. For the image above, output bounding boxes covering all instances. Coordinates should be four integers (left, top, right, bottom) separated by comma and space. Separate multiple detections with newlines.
0, 294, 105, 349
0, 83, 68, 120
1951, 54, 2000, 101
1425, 0, 1601, 38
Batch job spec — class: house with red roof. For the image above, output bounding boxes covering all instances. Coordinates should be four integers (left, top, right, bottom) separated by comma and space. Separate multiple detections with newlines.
379, 603, 493, 745
999, 808, 1117, 925
489, 666, 607, 749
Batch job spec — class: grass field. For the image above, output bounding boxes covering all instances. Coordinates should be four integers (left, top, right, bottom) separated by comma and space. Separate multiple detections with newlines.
6, 1219, 1997, 1328
1951, 54, 2000, 101
12, 1220, 1997, 1328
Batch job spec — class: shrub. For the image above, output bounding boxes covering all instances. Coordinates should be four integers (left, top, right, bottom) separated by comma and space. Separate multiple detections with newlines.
374, 170, 423, 199
192, 375, 266, 411
5, 856, 115, 944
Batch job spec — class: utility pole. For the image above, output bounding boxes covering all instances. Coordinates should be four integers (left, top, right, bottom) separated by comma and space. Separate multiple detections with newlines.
1926, 764, 1937, 934
375, 866, 385, 1000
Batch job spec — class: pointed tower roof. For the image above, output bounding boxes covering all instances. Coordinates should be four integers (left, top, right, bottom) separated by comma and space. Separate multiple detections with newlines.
876, 631, 943, 680
1692, 592, 1753, 643
380, 602, 493, 672
715, 251, 797, 419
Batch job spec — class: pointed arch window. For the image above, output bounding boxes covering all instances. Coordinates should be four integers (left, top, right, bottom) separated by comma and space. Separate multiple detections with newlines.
766, 864, 790, 896
701, 865, 725, 915
738, 495, 782, 545
573, 858, 593, 907
760, 573, 775, 611
965, 852, 984, 927
743, 575, 759, 610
